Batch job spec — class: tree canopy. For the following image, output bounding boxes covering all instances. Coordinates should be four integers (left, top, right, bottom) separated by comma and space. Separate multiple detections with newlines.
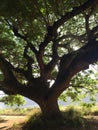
0, 0, 98, 117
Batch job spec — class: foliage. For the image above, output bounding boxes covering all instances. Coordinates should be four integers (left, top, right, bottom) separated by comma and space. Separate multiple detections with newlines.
0, 94, 25, 107
0, 0, 98, 117
0, 0, 97, 82
59, 67, 98, 105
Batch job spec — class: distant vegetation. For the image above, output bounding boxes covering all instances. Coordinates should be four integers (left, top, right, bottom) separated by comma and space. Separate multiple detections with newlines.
0, 94, 25, 107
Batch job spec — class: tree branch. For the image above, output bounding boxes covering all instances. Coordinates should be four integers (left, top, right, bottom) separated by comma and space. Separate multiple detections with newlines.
0, 56, 43, 100
83, 7, 95, 39
5, 19, 27, 40
5, 19, 38, 57
0, 53, 29, 80
0, 54, 17, 81
0, 80, 17, 95
46, 38, 98, 99
88, 25, 98, 39
39, 25, 57, 55
0, 55, 28, 95
0, 79, 39, 101
57, 33, 85, 43
23, 44, 34, 79
53, 0, 95, 29
45, 40, 59, 78
38, 0, 94, 75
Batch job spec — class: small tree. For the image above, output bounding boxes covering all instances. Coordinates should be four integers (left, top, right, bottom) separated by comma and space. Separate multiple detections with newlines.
0, 0, 98, 118
0, 94, 25, 107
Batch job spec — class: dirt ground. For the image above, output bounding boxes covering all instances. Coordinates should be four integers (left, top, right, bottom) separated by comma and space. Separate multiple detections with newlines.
0, 115, 26, 130
0, 115, 98, 130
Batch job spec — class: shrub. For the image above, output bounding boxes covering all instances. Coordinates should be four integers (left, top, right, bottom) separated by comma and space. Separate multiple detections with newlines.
23, 106, 85, 130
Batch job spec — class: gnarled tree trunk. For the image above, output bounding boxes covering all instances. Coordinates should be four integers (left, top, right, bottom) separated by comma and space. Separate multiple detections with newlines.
37, 98, 61, 118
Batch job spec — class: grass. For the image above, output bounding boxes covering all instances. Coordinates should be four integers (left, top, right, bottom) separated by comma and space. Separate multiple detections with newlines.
22, 105, 98, 130
1, 105, 98, 116
0, 107, 37, 116
12, 123, 20, 129
23, 106, 86, 130
1, 106, 98, 130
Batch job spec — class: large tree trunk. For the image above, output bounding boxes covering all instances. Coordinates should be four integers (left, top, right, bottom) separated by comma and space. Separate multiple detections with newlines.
37, 98, 61, 119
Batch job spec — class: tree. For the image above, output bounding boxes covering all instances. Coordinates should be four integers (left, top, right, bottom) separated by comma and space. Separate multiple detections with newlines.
0, 94, 25, 107
0, 0, 98, 118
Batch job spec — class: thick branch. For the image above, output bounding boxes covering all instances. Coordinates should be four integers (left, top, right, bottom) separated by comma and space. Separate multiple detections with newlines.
0, 54, 17, 81
45, 40, 59, 78
0, 79, 40, 102
88, 25, 98, 39
39, 0, 93, 53
24, 44, 34, 78
24, 43, 45, 78
27, 42, 38, 55
0, 54, 30, 81
0, 55, 28, 94
0, 57, 46, 101
53, 0, 95, 29
0, 55, 31, 96
46, 38, 98, 99
36, 54, 45, 76
38, 0, 94, 76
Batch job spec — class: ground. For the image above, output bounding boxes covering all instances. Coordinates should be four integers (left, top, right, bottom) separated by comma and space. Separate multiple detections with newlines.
0, 115, 26, 130
1, 106, 98, 130
0, 115, 98, 130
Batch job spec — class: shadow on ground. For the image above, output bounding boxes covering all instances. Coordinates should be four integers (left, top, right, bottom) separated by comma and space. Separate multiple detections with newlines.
0, 118, 8, 123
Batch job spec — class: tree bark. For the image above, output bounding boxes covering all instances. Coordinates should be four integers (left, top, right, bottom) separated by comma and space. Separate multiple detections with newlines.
37, 98, 61, 119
